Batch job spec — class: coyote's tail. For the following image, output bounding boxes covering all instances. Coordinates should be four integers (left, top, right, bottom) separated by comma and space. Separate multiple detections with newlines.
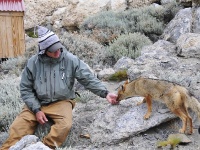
188, 96, 200, 134
182, 88, 200, 134
177, 85, 200, 134
187, 96, 200, 118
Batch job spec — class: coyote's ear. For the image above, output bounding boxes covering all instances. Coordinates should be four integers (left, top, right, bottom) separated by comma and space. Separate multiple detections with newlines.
120, 85, 125, 91
125, 79, 129, 84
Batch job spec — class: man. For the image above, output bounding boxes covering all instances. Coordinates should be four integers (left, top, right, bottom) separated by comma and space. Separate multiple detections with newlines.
1, 26, 118, 149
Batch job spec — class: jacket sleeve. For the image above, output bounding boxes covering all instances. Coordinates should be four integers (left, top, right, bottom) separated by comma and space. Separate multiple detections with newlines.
20, 65, 41, 113
73, 58, 108, 98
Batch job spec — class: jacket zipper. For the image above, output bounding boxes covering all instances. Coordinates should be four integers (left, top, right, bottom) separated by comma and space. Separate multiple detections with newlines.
54, 70, 56, 96
50, 64, 53, 100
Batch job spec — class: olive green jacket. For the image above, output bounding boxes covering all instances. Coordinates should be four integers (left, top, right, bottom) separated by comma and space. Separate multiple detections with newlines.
20, 48, 108, 113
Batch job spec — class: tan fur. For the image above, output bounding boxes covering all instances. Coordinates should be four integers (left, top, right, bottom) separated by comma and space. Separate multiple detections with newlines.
117, 77, 200, 134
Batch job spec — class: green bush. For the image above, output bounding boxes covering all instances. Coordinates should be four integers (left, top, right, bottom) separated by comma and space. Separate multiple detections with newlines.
25, 27, 38, 38
0, 75, 23, 131
157, 136, 181, 148
60, 32, 106, 67
138, 5, 165, 21
74, 90, 96, 103
136, 13, 164, 35
107, 33, 152, 61
1, 56, 26, 76
109, 70, 128, 82
80, 11, 126, 44
117, 6, 165, 42
0, 41, 37, 75
80, 2, 182, 44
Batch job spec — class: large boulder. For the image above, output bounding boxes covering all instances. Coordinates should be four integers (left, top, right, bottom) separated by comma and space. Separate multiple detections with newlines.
24, 0, 65, 29
162, 8, 192, 43
193, 7, 200, 33
9, 135, 51, 150
176, 33, 200, 58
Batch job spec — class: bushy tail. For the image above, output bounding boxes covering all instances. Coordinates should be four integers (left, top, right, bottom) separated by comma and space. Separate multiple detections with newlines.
186, 95, 200, 134
177, 85, 200, 134
189, 96, 200, 134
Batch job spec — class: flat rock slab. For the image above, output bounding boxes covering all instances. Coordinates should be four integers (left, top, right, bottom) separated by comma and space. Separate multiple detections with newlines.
89, 97, 177, 144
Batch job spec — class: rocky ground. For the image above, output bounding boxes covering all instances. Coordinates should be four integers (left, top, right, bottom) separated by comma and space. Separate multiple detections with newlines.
0, 81, 200, 150
65, 81, 200, 150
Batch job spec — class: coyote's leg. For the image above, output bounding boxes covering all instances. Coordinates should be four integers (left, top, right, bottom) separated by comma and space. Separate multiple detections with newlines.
180, 106, 193, 134
144, 95, 152, 119
171, 108, 188, 133
187, 112, 193, 134
137, 97, 146, 106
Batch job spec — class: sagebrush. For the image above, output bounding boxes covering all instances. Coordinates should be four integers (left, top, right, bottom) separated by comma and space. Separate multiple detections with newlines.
107, 33, 152, 61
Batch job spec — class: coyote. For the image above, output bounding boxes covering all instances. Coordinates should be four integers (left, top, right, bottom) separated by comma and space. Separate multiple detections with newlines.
117, 77, 200, 134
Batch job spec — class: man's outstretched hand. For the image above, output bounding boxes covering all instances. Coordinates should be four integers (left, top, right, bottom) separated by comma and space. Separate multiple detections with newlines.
106, 93, 119, 105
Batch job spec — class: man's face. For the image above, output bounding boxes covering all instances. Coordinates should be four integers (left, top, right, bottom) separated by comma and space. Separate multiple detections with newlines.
46, 49, 61, 58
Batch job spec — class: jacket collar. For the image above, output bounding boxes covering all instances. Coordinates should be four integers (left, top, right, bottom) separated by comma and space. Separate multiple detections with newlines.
38, 51, 64, 64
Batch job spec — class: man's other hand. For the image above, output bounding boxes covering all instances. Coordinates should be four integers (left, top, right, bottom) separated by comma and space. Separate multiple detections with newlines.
36, 111, 48, 125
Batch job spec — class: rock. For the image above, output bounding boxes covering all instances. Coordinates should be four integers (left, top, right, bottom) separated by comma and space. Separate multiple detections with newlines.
161, 0, 176, 5
162, 8, 192, 43
114, 57, 135, 72
88, 98, 177, 144
111, 0, 127, 10
98, 68, 115, 80
9, 135, 38, 150
168, 134, 192, 144
8, 135, 52, 150
193, 8, 200, 33
21, 141, 52, 150
24, 0, 65, 29
176, 33, 200, 58
129, 0, 159, 8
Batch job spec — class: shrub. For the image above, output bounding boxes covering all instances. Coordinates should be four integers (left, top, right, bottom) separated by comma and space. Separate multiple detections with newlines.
138, 5, 165, 21
80, 2, 182, 44
1, 56, 26, 76
118, 6, 165, 31
117, 6, 165, 42
136, 13, 164, 35
25, 27, 38, 38
0, 41, 37, 76
109, 70, 128, 82
157, 136, 181, 148
107, 33, 152, 61
80, 11, 126, 44
74, 90, 96, 103
0, 75, 23, 131
60, 32, 106, 67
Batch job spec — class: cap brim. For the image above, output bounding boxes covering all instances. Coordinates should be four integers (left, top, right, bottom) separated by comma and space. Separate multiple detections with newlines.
47, 42, 63, 52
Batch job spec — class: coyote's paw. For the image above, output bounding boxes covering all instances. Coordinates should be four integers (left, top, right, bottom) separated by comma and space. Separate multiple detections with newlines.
179, 128, 185, 134
187, 130, 193, 135
143, 114, 150, 120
